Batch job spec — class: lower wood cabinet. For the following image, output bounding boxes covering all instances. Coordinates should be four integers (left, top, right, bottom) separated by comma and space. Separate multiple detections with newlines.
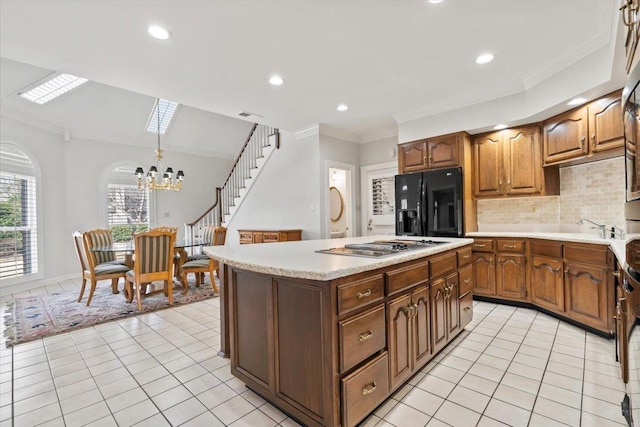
227, 243, 473, 427
238, 229, 302, 244
530, 255, 564, 312
472, 237, 615, 335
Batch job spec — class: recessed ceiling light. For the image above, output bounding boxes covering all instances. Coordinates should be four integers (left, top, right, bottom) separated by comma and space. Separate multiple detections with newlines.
476, 53, 494, 64
148, 25, 171, 40
269, 75, 284, 86
494, 124, 508, 130
567, 97, 587, 106
337, 104, 349, 112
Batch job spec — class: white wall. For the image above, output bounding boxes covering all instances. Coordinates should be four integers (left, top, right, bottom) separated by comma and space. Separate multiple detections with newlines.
359, 135, 399, 167
1, 115, 234, 293
225, 130, 322, 245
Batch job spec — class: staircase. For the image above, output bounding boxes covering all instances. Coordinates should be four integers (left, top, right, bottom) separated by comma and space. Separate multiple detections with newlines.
185, 123, 279, 240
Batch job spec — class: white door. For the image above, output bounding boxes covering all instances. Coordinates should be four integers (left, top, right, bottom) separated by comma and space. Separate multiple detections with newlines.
361, 162, 397, 236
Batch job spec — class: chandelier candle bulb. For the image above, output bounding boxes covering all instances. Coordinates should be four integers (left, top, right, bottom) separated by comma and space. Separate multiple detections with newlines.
135, 98, 184, 192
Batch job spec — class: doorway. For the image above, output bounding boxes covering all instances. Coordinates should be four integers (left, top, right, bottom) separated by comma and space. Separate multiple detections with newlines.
325, 161, 356, 239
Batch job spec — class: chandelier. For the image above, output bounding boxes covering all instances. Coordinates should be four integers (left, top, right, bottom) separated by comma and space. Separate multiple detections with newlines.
135, 98, 184, 192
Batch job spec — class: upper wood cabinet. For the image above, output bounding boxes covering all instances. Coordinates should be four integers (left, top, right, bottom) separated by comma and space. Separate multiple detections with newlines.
473, 125, 559, 198
398, 132, 466, 173
543, 90, 623, 165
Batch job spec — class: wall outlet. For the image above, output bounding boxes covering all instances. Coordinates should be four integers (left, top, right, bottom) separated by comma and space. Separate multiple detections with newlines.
531, 205, 537, 213
311, 204, 315, 212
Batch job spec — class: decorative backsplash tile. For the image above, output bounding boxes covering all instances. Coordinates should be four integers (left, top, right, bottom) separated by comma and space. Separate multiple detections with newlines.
477, 156, 625, 231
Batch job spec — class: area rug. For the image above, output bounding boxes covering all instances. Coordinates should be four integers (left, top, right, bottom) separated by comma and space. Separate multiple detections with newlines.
3, 282, 218, 347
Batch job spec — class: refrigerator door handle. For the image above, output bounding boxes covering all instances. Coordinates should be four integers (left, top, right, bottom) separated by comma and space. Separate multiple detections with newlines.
421, 177, 428, 236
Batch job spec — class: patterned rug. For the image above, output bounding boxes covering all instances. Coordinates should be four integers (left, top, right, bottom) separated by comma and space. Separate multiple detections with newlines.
3, 281, 218, 347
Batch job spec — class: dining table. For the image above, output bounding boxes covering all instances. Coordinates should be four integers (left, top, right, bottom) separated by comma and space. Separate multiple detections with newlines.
90, 239, 207, 278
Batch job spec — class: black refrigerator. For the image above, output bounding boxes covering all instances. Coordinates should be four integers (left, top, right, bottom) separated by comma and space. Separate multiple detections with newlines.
395, 167, 463, 237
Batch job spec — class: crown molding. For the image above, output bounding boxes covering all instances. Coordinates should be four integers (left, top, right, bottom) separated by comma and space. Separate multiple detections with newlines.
294, 124, 320, 140
1, 105, 64, 136
358, 127, 398, 144
318, 124, 359, 143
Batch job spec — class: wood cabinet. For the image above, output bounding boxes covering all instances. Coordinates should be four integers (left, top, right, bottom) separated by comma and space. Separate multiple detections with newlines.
226, 243, 473, 427
472, 237, 615, 336
543, 90, 623, 165
473, 125, 559, 198
398, 132, 467, 173
238, 229, 302, 244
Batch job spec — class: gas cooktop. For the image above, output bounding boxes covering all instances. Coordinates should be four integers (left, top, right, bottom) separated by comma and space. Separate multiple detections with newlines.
316, 239, 445, 258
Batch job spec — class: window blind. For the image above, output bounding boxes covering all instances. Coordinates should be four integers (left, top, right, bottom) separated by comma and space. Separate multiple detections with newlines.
0, 170, 38, 280
107, 183, 149, 242
371, 176, 395, 216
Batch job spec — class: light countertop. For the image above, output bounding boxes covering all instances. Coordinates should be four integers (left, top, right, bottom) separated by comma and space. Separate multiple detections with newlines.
466, 231, 630, 264
203, 235, 473, 281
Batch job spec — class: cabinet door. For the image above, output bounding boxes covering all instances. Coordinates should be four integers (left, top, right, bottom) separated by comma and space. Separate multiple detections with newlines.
543, 108, 589, 164
398, 140, 428, 173
564, 262, 611, 332
427, 134, 459, 169
588, 90, 623, 153
446, 273, 460, 338
387, 294, 412, 389
530, 256, 564, 313
431, 278, 448, 355
472, 252, 496, 296
473, 133, 502, 197
495, 254, 526, 300
412, 286, 431, 368
504, 127, 541, 195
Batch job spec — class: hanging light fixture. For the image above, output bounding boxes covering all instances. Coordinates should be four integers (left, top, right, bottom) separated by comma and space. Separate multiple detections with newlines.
135, 98, 184, 192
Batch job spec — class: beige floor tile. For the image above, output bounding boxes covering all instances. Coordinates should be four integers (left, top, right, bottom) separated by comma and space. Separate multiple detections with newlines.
433, 400, 481, 427
493, 383, 536, 411
484, 399, 530, 427
401, 387, 444, 416
446, 385, 490, 414
210, 395, 254, 425
382, 402, 431, 427
533, 396, 580, 427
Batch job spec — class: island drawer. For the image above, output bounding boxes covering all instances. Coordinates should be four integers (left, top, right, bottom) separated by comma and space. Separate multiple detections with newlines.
262, 232, 280, 243
431, 252, 457, 279
459, 265, 473, 296
239, 232, 253, 244
385, 261, 429, 296
457, 246, 472, 267
338, 274, 385, 316
472, 239, 494, 252
564, 243, 611, 266
530, 239, 562, 258
496, 239, 525, 253
341, 351, 389, 427
460, 292, 473, 327
339, 304, 386, 373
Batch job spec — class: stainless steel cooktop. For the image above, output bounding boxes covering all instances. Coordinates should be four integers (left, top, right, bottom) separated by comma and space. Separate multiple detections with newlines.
316, 239, 445, 258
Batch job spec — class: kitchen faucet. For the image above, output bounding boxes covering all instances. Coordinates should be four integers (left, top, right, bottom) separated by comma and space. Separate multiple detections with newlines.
577, 219, 607, 239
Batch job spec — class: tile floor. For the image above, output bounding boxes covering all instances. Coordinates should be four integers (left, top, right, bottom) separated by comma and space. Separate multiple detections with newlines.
0, 279, 635, 426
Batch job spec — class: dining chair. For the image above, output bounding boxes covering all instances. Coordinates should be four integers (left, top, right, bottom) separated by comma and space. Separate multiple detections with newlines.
84, 228, 127, 266
179, 226, 226, 294
124, 228, 177, 311
73, 231, 129, 306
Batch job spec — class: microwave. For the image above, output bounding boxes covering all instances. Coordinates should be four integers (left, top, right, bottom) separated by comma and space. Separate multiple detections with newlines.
623, 60, 640, 202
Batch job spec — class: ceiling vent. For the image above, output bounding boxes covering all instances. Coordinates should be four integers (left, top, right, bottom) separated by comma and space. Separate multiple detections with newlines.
238, 111, 263, 118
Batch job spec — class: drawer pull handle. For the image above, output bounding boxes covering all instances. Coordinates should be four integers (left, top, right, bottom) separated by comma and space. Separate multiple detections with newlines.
463, 279, 470, 284
503, 244, 517, 249
464, 307, 471, 312
359, 331, 374, 342
462, 254, 470, 259
362, 382, 377, 395
474, 244, 486, 248
357, 289, 372, 299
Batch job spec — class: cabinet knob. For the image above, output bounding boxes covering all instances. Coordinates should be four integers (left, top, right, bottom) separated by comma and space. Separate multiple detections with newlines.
463, 254, 470, 259
362, 382, 377, 395
581, 136, 586, 142
358, 330, 374, 342
356, 289, 372, 299
463, 307, 471, 312
464, 278, 471, 284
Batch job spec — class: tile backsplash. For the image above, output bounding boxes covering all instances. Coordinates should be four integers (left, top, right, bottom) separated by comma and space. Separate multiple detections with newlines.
477, 156, 625, 232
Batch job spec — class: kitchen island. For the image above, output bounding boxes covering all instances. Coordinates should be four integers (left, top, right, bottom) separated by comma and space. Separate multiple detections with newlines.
205, 236, 474, 427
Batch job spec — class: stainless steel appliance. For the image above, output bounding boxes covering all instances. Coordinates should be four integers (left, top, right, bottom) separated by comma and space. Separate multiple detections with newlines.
395, 167, 463, 237
315, 239, 445, 258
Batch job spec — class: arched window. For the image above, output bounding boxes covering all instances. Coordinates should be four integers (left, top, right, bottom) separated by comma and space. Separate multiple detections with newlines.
106, 164, 150, 244
0, 143, 39, 280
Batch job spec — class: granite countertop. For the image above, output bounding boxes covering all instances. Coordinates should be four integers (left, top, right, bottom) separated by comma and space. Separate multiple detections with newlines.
466, 231, 630, 264
204, 235, 473, 281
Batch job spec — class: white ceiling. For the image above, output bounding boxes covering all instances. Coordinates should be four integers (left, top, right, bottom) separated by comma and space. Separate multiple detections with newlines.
0, 0, 627, 150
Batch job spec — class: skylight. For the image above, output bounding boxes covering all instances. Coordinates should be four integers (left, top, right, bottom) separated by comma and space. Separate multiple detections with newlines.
19, 73, 88, 105
146, 99, 179, 134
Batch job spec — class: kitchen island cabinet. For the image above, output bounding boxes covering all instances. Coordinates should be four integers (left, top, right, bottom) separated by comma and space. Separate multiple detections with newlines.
205, 236, 473, 427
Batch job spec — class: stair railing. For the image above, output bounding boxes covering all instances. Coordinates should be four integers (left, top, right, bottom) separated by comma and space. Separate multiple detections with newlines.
185, 123, 279, 241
